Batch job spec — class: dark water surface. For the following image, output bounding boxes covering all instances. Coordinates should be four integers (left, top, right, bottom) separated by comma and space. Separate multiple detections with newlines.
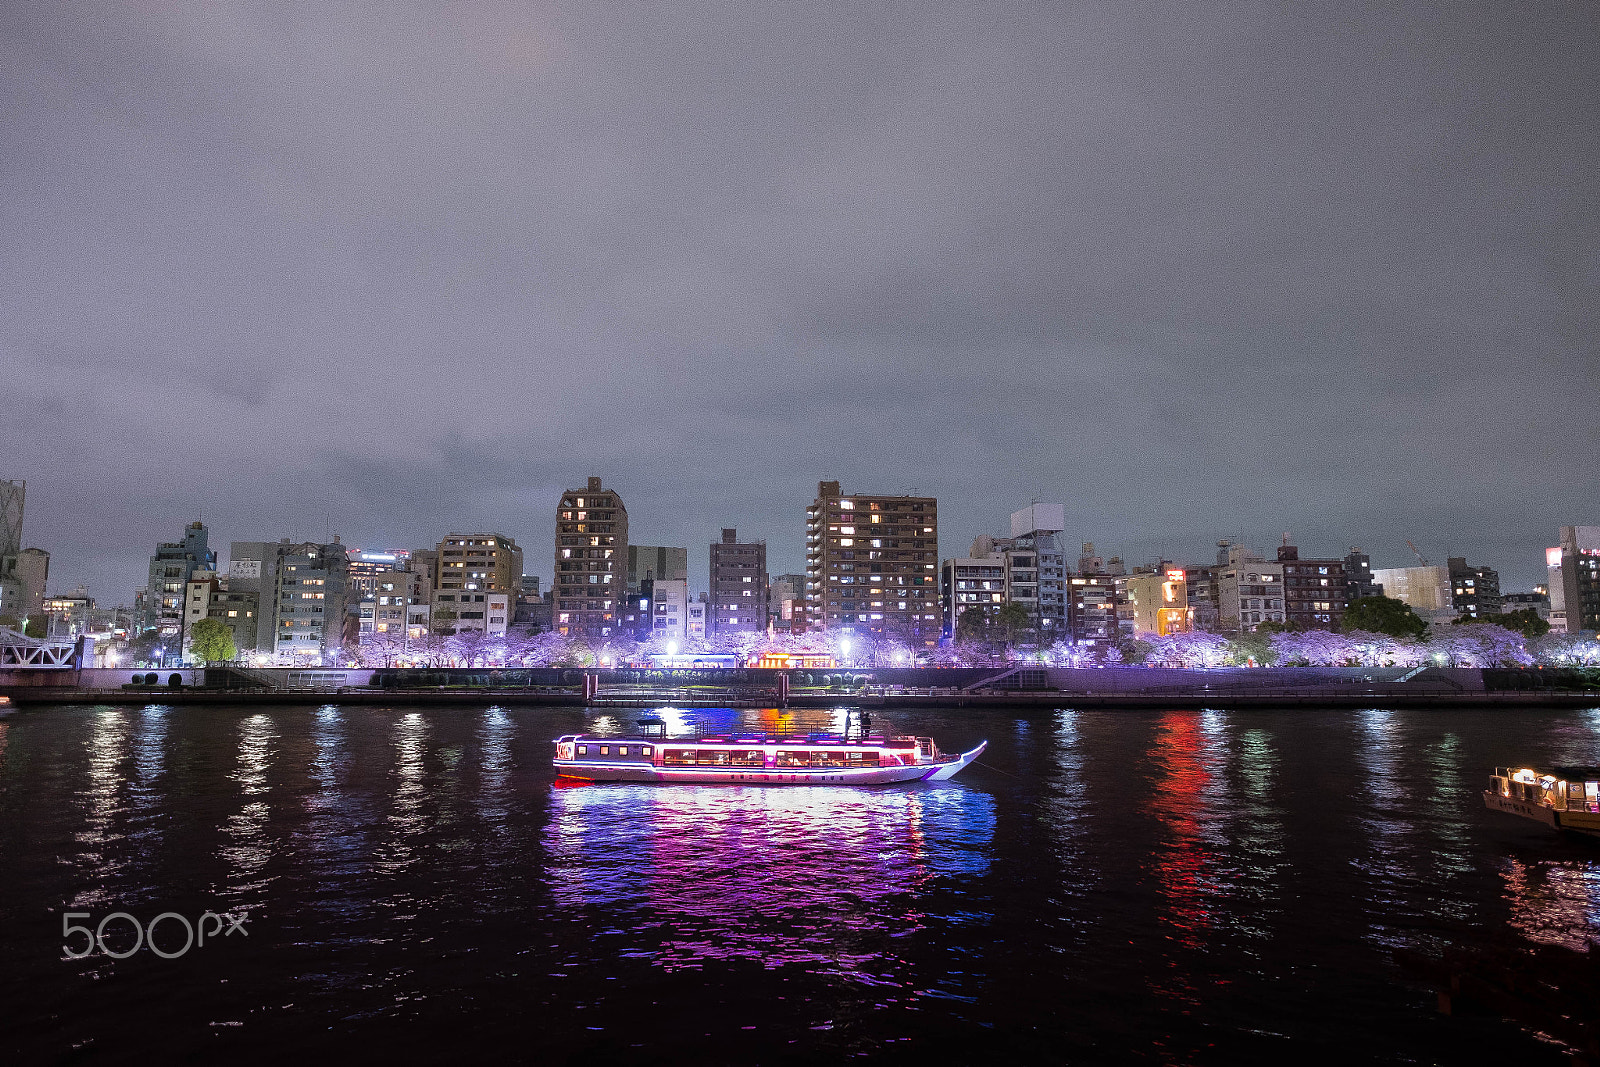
2, 703, 1598, 1064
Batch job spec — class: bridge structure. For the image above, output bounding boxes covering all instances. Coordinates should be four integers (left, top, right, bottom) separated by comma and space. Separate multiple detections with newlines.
0, 628, 81, 668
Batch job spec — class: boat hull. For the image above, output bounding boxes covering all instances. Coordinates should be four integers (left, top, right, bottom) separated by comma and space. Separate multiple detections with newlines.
558, 742, 987, 786
1483, 790, 1600, 838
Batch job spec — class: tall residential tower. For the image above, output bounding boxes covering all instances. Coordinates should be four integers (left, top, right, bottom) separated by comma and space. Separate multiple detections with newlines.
805, 481, 939, 647
555, 477, 628, 637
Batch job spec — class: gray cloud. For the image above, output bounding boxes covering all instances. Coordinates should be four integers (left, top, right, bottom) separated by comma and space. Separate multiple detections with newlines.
3, 0, 1595, 599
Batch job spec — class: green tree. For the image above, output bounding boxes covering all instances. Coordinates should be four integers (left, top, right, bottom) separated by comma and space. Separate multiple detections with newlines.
188, 618, 237, 664
995, 602, 1032, 646
1117, 635, 1155, 666
1227, 629, 1280, 666
1341, 595, 1427, 640
955, 606, 988, 645
1460, 608, 1550, 640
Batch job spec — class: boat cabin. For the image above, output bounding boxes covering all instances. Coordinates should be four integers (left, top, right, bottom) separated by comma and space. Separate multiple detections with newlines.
554, 734, 940, 770
1490, 767, 1600, 813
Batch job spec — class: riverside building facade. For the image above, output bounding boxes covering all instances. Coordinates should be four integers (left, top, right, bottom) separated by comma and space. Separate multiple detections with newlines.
1277, 540, 1348, 629
1447, 556, 1502, 620
1217, 543, 1285, 632
272, 541, 350, 660
710, 528, 767, 635
145, 522, 216, 638
806, 481, 940, 646
556, 477, 628, 637
1550, 526, 1600, 634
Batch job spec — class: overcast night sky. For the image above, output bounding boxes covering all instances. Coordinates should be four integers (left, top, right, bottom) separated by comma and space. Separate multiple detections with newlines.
3, 1, 1596, 600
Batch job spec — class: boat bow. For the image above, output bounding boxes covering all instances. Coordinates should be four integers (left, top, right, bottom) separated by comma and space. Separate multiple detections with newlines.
924, 740, 987, 781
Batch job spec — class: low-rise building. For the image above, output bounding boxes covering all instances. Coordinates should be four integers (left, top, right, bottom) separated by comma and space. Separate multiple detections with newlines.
1501, 589, 1551, 621
1344, 547, 1385, 602
43, 587, 95, 638
1118, 567, 1191, 636
941, 556, 1008, 637
1447, 556, 1501, 620
769, 573, 806, 631
628, 546, 688, 590
650, 578, 691, 644
1371, 563, 1455, 628
1217, 543, 1285, 632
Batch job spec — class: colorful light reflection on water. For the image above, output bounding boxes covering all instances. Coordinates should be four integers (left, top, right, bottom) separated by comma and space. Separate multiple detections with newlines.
1, 703, 1598, 1064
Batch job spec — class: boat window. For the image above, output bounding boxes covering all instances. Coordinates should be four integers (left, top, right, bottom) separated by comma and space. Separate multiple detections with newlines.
731, 749, 763, 766
695, 749, 732, 765
639, 746, 652, 757
663, 749, 692, 765
600, 746, 609, 756
844, 751, 880, 767
616, 746, 627, 756
577, 745, 588, 756
775, 751, 807, 767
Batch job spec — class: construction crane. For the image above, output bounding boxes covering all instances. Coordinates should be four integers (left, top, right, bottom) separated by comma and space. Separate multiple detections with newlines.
1406, 540, 1431, 567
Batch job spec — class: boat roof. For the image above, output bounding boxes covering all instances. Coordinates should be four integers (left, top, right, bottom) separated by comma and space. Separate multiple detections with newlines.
555, 733, 920, 747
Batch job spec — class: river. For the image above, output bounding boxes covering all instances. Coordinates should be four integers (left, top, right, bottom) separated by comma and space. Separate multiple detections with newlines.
1, 703, 1597, 1063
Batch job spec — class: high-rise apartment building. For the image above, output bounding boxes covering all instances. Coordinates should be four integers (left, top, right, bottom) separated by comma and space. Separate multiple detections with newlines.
1010, 504, 1067, 636
710, 528, 767, 634
805, 481, 939, 646
272, 541, 350, 660
1277, 540, 1348, 629
1447, 557, 1501, 620
628, 546, 688, 590
145, 522, 216, 636
555, 477, 628, 637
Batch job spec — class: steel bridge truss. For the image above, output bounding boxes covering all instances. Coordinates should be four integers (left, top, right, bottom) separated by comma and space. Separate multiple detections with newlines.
0, 627, 77, 668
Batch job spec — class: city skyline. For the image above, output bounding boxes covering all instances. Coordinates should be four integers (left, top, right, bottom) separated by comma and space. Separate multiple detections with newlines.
1, 470, 1581, 608
4, 2, 1596, 601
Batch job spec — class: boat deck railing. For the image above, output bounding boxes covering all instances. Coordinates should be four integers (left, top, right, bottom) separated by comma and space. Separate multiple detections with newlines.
685, 723, 890, 744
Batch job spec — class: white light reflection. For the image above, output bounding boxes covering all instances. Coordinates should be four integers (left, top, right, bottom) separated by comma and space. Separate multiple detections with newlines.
478, 707, 513, 830
376, 712, 428, 875
72, 708, 133, 904
220, 713, 278, 893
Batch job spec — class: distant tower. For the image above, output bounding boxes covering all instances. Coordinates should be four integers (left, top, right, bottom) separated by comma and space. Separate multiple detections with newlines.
0, 479, 23, 558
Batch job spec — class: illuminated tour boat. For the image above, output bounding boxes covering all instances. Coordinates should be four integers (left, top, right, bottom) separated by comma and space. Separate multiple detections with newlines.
1485, 766, 1600, 838
553, 730, 987, 786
